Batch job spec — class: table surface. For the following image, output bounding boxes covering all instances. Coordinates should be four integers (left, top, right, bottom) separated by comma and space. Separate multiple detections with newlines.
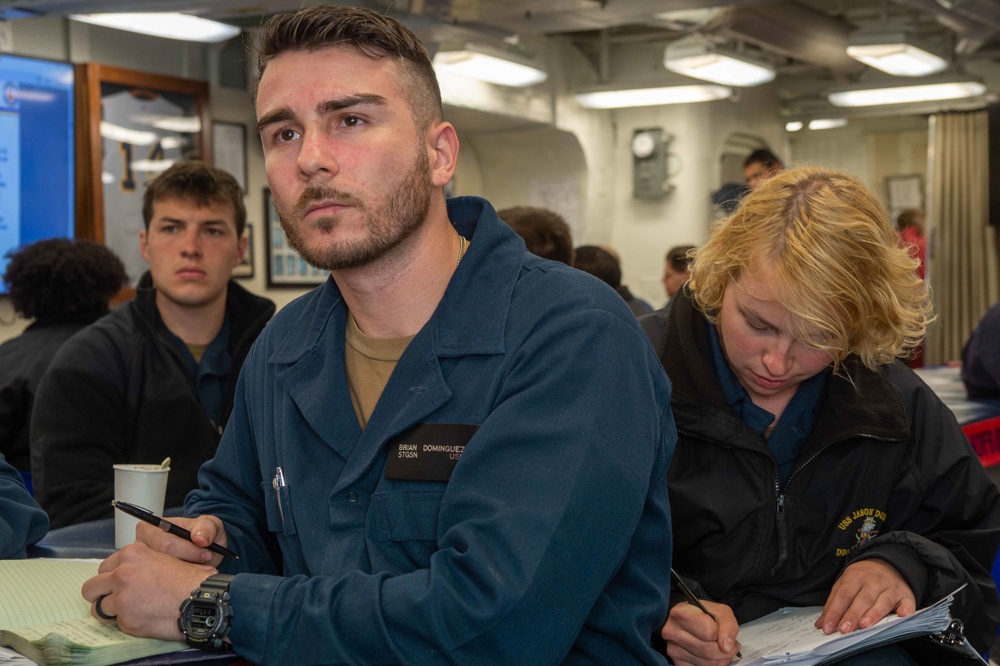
913, 365, 1000, 425
29, 506, 185, 559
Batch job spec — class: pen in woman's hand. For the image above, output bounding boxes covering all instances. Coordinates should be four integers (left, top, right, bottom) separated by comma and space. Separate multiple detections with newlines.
112, 500, 239, 559
671, 567, 741, 658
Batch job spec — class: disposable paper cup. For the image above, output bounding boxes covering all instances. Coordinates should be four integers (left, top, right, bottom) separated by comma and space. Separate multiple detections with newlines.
113, 464, 170, 549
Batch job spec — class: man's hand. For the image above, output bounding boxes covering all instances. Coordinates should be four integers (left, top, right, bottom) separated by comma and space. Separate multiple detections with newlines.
662, 599, 741, 666
81, 541, 217, 640
816, 559, 916, 635
137, 515, 230, 567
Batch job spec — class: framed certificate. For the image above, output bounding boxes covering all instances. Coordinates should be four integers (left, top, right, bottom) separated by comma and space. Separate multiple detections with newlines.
232, 224, 254, 279
264, 189, 329, 288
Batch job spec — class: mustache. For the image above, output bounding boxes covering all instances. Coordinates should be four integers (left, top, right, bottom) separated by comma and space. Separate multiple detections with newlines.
292, 185, 363, 216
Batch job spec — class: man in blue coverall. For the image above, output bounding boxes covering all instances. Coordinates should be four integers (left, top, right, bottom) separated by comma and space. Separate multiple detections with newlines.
81, 6, 676, 663
0, 451, 47, 559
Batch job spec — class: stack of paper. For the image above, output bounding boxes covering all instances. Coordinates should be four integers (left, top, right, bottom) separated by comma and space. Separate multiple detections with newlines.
0, 559, 185, 666
734, 588, 983, 665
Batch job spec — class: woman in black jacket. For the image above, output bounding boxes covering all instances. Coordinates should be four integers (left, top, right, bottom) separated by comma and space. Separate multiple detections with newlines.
648, 166, 1000, 665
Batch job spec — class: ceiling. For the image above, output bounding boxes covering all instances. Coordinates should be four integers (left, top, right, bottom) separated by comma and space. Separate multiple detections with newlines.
3, 0, 1000, 118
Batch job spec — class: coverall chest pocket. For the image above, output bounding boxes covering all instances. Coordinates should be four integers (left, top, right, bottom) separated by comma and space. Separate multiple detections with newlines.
260, 480, 298, 536
370, 490, 445, 568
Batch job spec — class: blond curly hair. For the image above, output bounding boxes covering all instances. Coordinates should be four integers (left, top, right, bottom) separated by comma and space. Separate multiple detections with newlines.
688, 166, 932, 372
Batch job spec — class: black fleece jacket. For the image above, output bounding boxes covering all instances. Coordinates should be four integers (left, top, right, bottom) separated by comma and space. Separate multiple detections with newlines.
642, 287, 1000, 652
31, 276, 274, 528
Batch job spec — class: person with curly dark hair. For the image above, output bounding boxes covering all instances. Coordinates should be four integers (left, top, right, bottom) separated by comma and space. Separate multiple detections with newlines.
0, 239, 127, 473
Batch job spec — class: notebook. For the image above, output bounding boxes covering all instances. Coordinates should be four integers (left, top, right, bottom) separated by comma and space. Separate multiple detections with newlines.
0, 559, 185, 666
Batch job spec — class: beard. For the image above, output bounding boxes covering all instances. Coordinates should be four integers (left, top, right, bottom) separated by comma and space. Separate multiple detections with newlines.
276, 145, 433, 271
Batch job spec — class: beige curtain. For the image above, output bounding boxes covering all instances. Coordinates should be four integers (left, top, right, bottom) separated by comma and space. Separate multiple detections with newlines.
925, 110, 999, 364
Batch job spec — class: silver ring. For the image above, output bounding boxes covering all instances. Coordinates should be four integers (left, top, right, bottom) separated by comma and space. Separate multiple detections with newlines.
95, 594, 117, 621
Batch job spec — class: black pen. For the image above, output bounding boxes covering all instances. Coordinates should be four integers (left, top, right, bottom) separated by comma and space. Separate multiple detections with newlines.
670, 567, 741, 658
112, 500, 239, 559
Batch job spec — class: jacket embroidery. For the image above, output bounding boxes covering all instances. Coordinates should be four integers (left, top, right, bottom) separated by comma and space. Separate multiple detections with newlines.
835, 508, 885, 556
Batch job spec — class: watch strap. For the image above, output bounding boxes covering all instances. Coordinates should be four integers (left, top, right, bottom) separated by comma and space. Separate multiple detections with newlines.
199, 573, 236, 596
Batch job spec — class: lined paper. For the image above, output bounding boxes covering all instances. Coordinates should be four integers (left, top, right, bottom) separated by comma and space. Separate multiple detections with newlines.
0, 560, 98, 629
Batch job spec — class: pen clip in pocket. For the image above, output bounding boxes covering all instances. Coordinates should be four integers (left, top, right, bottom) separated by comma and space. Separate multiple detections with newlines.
262, 467, 297, 536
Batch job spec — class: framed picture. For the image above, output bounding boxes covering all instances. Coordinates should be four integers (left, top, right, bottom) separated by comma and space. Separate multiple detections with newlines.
264, 189, 329, 288
212, 121, 247, 192
75, 63, 210, 287
886, 174, 924, 213
233, 224, 254, 279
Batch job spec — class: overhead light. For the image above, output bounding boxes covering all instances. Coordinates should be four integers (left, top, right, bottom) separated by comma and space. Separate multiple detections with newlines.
575, 83, 731, 109
847, 27, 948, 77
100, 121, 157, 146
828, 77, 985, 107
808, 118, 848, 130
433, 44, 547, 88
145, 115, 202, 133
785, 121, 804, 132
71, 13, 241, 43
664, 36, 775, 87
129, 159, 176, 173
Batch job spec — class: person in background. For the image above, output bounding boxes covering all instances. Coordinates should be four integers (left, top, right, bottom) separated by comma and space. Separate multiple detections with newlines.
575, 244, 654, 317
0, 450, 47, 558
743, 148, 783, 190
80, 7, 674, 664
0, 238, 127, 476
662, 244, 696, 301
640, 245, 696, 345
712, 183, 746, 217
896, 209, 927, 281
645, 166, 1000, 665
962, 302, 1000, 400
31, 161, 275, 528
895, 209, 928, 368
497, 205, 574, 265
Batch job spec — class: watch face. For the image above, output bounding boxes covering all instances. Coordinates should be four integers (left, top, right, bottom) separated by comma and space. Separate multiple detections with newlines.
185, 603, 222, 638
632, 131, 657, 159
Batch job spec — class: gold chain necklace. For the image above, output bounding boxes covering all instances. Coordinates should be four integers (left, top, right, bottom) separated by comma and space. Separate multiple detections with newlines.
457, 234, 468, 266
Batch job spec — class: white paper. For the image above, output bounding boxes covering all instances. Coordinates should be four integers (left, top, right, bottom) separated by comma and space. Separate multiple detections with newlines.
733, 587, 978, 666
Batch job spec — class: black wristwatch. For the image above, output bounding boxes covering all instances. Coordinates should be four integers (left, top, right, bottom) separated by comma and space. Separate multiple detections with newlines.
178, 573, 235, 651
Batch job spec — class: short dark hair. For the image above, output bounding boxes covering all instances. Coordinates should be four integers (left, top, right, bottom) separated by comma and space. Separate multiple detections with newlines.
142, 161, 246, 236
3, 238, 126, 324
666, 245, 696, 273
896, 209, 925, 236
498, 206, 574, 265
574, 245, 622, 289
255, 6, 442, 131
744, 148, 782, 170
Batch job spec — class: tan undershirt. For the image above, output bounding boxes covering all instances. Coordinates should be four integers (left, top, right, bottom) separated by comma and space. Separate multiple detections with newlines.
345, 314, 414, 429
186, 342, 207, 364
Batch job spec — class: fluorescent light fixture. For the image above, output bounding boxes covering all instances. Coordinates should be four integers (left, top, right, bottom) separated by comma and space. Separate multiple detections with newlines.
847, 28, 948, 77
664, 37, 775, 87
100, 121, 157, 146
71, 13, 241, 43
785, 121, 804, 132
145, 115, 202, 133
575, 83, 731, 109
828, 78, 985, 107
433, 44, 547, 87
160, 136, 185, 151
130, 159, 176, 173
808, 118, 848, 130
